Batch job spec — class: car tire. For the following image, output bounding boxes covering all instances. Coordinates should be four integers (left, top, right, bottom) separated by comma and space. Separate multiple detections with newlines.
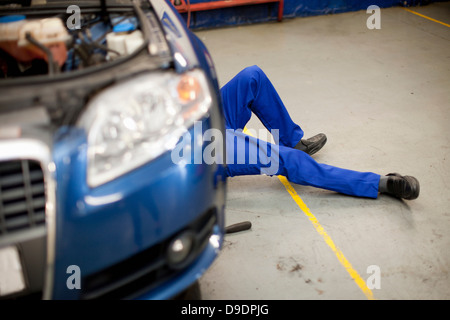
173, 280, 202, 300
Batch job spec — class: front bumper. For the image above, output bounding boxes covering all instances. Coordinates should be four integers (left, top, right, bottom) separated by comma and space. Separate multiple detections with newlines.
0, 114, 226, 300
49, 115, 226, 299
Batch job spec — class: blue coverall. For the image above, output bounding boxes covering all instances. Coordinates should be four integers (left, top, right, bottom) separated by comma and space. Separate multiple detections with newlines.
221, 65, 381, 198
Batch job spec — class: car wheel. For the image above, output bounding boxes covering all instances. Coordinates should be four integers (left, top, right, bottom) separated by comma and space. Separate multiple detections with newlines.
173, 280, 202, 300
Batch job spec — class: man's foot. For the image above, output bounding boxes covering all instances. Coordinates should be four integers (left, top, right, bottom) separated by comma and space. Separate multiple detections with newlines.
294, 133, 327, 156
382, 173, 420, 200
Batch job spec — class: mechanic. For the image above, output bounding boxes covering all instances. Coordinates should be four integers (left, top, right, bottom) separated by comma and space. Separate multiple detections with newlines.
222, 65, 419, 200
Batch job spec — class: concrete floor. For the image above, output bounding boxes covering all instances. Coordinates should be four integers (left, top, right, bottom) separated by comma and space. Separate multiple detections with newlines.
194, 3, 450, 300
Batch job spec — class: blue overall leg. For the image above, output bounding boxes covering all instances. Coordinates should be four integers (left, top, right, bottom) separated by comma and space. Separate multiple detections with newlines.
220, 65, 303, 147
221, 65, 381, 198
225, 130, 381, 198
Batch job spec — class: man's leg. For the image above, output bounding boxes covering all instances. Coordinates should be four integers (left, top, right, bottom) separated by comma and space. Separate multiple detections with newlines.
225, 130, 380, 198
220, 65, 304, 147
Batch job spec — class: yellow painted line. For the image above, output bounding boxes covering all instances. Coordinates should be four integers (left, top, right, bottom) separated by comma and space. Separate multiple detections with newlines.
277, 176, 375, 300
402, 7, 450, 28
242, 127, 375, 299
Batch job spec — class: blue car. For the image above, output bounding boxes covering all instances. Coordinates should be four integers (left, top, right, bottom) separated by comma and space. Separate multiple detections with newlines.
0, 0, 226, 300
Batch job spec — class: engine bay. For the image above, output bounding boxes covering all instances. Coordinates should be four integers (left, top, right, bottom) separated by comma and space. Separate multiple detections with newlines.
0, 1, 146, 78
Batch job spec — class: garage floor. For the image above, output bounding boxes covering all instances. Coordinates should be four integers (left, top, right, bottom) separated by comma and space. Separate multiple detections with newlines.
194, 3, 450, 300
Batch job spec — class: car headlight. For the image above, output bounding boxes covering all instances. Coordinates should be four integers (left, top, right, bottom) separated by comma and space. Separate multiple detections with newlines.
78, 69, 212, 187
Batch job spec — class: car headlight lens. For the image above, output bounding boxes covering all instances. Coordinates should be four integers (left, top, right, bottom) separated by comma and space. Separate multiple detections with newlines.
78, 69, 212, 187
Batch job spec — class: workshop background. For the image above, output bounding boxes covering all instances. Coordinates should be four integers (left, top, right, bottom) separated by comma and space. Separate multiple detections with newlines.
173, 0, 450, 299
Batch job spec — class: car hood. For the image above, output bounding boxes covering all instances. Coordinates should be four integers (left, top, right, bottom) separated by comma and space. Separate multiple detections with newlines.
0, 0, 176, 127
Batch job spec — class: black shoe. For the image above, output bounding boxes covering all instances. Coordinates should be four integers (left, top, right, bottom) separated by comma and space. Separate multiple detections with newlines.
294, 133, 327, 156
384, 173, 420, 200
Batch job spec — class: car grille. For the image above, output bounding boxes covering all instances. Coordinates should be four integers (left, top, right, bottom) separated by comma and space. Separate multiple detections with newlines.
80, 208, 217, 300
0, 160, 46, 236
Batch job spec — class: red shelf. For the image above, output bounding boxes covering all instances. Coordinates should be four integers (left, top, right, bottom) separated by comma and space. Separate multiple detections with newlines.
173, 0, 284, 22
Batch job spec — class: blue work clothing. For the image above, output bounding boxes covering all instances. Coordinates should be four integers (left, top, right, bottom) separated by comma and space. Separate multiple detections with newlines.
221, 65, 380, 198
